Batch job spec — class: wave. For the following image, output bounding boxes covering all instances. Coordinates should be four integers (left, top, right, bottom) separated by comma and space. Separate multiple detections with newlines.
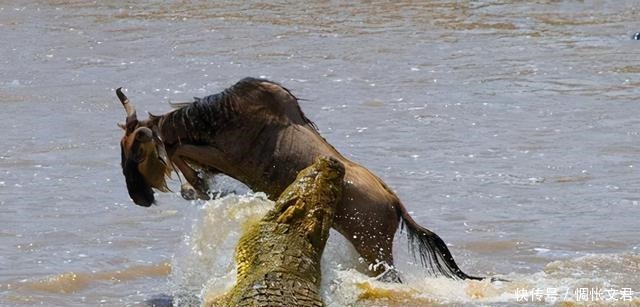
18, 262, 171, 294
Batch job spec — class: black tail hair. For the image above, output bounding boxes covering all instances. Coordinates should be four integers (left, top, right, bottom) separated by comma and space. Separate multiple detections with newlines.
397, 205, 483, 280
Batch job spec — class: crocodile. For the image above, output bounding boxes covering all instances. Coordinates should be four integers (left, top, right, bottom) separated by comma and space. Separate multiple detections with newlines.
207, 156, 345, 307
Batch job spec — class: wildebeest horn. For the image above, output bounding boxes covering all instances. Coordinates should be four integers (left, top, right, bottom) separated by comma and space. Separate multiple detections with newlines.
116, 87, 137, 120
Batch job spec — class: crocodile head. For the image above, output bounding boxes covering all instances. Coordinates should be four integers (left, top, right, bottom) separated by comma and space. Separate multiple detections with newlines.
269, 156, 345, 251
209, 157, 345, 306
234, 156, 345, 280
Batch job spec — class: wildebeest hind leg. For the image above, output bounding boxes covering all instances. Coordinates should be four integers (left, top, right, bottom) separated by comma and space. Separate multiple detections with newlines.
335, 211, 402, 282
353, 232, 402, 282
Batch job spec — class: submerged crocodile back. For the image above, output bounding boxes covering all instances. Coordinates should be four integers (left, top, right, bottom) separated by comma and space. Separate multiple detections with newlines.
231, 223, 325, 306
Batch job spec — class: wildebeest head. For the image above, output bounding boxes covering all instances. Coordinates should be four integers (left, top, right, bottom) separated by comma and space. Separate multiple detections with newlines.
117, 88, 171, 207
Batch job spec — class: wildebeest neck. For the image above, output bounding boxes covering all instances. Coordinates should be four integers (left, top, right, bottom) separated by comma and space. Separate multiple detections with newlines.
157, 78, 316, 146
150, 78, 328, 195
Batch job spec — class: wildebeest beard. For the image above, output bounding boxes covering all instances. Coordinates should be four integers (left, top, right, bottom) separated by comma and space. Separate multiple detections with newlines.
120, 144, 155, 207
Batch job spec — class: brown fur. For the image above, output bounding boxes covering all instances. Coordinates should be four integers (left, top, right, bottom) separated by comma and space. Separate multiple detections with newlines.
117, 77, 482, 280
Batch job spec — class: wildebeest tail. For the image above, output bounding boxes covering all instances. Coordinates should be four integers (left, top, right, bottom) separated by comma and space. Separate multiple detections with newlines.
397, 204, 483, 280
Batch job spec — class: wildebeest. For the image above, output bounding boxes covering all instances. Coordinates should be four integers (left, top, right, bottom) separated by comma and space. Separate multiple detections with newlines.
117, 77, 482, 281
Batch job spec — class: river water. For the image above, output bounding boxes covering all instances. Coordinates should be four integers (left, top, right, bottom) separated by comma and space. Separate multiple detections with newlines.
1, 1, 639, 306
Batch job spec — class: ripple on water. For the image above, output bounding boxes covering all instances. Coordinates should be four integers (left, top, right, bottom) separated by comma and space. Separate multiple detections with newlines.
2, 0, 640, 305
21, 262, 171, 294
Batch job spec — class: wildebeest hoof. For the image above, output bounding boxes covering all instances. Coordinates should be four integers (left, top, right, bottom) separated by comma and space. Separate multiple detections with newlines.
375, 267, 403, 283
180, 184, 197, 200
180, 183, 210, 201
490, 276, 510, 282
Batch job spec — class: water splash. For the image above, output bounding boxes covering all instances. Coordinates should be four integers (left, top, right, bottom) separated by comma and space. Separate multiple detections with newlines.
168, 193, 273, 306
168, 193, 639, 306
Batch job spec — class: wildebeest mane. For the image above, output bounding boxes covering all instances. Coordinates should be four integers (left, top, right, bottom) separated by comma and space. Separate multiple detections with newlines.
161, 78, 317, 144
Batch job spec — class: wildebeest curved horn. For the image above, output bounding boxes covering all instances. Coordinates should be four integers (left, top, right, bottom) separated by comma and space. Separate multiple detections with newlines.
116, 87, 137, 120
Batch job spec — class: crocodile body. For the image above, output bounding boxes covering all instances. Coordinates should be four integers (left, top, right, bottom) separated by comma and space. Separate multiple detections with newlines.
208, 156, 345, 307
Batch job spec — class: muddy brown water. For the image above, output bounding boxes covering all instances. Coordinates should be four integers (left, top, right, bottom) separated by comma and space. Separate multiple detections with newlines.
1, 1, 639, 306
